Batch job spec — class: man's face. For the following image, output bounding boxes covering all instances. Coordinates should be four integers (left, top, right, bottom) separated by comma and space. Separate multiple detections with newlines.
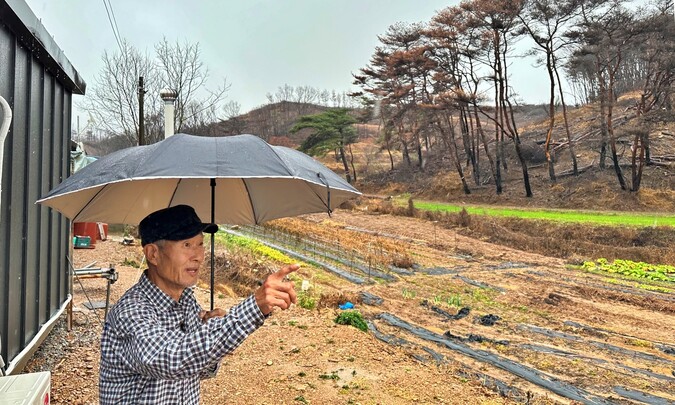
146, 233, 205, 301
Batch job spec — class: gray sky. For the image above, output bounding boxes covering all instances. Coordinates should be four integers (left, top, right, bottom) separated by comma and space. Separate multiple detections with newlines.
24, 0, 547, 121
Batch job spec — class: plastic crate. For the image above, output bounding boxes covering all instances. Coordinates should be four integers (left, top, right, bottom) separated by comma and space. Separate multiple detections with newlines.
73, 235, 91, 248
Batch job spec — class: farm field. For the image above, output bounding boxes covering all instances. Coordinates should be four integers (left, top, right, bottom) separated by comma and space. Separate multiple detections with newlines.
25, 207, 675, 404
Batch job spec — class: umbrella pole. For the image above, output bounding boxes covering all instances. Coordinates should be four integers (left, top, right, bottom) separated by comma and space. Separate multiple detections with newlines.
210, 178, 216, 311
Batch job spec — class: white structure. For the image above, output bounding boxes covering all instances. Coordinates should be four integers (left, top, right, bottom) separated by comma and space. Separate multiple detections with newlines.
160, 89, 178, 139
0, 371, 50, 403
0, 95, 11, 216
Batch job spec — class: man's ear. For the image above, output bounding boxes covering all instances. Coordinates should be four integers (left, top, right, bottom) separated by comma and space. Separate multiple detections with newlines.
144, 243, 160, 266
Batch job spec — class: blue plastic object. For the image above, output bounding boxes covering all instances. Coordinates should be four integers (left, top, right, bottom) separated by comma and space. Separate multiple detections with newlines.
339, 301, 354, 310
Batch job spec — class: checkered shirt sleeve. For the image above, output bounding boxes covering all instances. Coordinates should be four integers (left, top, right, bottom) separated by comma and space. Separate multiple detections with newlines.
99, 272, 265, 404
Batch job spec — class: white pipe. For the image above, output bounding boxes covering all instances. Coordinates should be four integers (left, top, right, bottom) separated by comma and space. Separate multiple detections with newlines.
164, 100, 175, 138
160, 89, 178, 139
0, 95, 11, 217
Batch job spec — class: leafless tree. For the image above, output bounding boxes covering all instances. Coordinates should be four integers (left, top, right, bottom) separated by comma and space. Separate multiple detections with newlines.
461, 0, 534, 197
80, 39, 159, 147
520, 0, 590, 181
81, 38, 230, 151
155, 37, 230, 133
569, 0, 642, 190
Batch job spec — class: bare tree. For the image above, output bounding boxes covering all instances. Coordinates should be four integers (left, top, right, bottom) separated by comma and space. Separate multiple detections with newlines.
219, 100, 247, 134
628, 2, 675, 191
181, 100, 220, 136
81, 38, 230, 151
520, 0, 589, 181
634, 3, 675, 116
462, 0, 534, 197
569, 1, 641, 190
155, 37, 230, 133
267, 84, 356, 109
428, 4, 501, 193
80, 39, 158, 147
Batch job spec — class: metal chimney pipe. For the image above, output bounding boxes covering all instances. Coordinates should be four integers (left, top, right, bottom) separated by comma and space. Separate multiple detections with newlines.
160, 89, 178, 138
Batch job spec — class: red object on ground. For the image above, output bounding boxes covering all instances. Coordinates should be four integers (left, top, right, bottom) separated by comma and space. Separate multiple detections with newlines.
73, 222, 98, 245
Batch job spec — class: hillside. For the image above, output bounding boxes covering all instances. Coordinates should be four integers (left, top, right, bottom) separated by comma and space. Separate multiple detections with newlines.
211, 96, 673, 214
331, 99, 675, 214
212, 101, 330, 145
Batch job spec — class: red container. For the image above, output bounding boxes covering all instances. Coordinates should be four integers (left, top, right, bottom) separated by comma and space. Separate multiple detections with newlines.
73, 222, 98, 245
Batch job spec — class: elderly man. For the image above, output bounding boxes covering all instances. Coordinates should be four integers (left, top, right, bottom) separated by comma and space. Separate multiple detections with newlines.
99, 204, 298, 404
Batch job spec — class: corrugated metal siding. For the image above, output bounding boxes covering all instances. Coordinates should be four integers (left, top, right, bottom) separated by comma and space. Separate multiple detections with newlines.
0, 5, 78, 372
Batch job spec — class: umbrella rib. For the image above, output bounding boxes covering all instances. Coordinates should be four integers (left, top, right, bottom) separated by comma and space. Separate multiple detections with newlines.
168, 178, 182, 207
265, 141, 331, 216
241, 179, 259, 224
73, 184, 109, 221
260, 137, 295, 177
317, 172, 331, 215
303, 174, 331, 213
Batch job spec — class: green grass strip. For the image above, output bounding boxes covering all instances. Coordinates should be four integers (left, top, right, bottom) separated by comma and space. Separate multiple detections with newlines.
395, 198, 675, 227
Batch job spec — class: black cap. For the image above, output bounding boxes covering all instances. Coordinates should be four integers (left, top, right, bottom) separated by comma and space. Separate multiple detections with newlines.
139, 205, 218, 246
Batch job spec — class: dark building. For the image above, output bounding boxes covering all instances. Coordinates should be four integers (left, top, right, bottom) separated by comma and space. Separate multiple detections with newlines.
0, 0, 85, 374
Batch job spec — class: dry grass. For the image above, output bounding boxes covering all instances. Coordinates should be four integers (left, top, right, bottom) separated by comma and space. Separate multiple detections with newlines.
638, 188, 675, 211
267, 217, 416, 269
203, 249, 275, 297
364, 197, 675, 265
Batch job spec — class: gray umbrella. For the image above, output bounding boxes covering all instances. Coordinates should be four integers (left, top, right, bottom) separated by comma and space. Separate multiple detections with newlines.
38, 133, 360, 308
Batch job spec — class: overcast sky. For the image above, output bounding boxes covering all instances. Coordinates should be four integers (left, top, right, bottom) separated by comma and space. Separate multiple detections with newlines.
24, 0, 548, 122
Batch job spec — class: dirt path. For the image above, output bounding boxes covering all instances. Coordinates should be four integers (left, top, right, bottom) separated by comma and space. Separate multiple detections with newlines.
24, 209, 675, 404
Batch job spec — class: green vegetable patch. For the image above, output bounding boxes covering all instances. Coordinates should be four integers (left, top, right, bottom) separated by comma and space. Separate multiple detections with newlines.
582, 258, 675, 283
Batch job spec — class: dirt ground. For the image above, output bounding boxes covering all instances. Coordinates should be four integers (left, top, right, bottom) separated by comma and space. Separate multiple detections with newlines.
23, 207, 674, 404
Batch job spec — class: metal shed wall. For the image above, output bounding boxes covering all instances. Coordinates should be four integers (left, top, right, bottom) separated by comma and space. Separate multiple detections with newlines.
0, 0, 85, 374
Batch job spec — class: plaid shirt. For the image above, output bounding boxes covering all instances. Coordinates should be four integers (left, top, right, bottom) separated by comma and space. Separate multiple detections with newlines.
99, 271, 265, 404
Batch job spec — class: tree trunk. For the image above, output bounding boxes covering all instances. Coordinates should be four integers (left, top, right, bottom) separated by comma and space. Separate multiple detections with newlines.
473, 104, 500, 193
438, 114, 471, 195
545, 51, 557, 182
468, 108, 480, 185
416, 139, 424, 171
630, 132, 645, 192
514, 138, 533, 197
598, 66, 609, 169
554, 59, 578, 175
610, 140, 626, 190
401, 139, 412, 166
348, 143, 357, 183
495, 124, 503, 194
607, 72, 626, 190
382, 127, 395, 171
634, 132, 646, 192
387, 142, 394, 170
339, 146, 352, 184
460, 105, 479, 185
497, 37, 530, 197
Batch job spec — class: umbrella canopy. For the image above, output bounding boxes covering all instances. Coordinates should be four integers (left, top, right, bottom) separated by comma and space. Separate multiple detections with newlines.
38, 133, 360, 225
39, 133, 360, 310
